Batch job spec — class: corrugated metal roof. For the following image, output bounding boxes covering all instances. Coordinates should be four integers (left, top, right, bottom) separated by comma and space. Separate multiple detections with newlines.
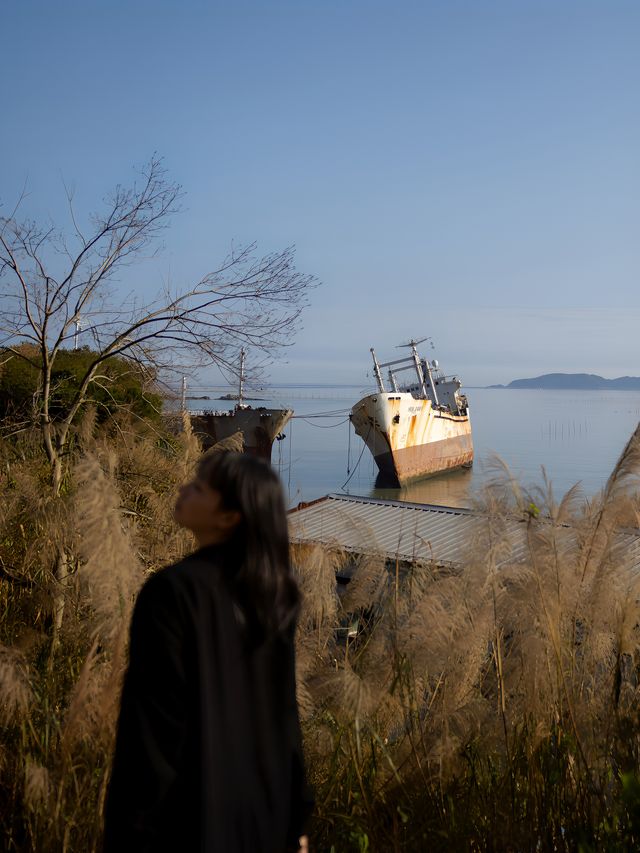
288, 494, 514, 566
288, 493, 640, 571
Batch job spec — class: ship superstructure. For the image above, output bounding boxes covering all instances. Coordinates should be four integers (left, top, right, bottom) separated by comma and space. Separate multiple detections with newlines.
350, 339, 473, 485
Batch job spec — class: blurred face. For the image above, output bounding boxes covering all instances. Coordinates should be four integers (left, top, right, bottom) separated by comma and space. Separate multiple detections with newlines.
174, 477, 241, 546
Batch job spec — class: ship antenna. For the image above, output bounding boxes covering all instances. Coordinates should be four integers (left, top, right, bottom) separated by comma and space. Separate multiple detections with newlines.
396, 336, 431, 350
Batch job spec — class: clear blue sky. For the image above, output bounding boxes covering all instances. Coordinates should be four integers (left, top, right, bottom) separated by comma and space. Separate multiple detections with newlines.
2, 0, 638, 386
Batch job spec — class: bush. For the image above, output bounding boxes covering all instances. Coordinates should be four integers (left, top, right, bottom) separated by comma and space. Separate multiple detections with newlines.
0, 346, 163, 425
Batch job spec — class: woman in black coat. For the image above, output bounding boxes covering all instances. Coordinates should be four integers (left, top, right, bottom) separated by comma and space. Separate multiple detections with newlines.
104, 451, 313, 852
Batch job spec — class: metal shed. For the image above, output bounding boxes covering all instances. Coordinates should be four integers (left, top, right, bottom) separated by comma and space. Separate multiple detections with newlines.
288, 494, 514, 568
288, 493, 640, 572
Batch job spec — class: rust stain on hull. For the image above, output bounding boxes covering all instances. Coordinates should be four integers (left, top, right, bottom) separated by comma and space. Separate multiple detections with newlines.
375, 433, 473, 485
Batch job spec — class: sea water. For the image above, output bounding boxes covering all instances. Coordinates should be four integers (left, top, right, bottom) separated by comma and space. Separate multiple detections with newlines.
190, 387, 640, 508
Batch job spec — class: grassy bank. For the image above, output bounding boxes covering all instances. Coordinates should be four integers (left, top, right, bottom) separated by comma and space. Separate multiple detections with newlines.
2, 414, 640, 850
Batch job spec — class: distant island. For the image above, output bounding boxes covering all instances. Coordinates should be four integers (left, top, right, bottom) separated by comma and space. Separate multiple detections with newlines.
488, 373, 640, 390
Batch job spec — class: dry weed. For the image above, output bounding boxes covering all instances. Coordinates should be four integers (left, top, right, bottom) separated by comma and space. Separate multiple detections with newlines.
293, 427, 640, 850
0, 643, 32, 724
74, 454, 143, 644
23, 758, 50, 812
2, 410, 640, 850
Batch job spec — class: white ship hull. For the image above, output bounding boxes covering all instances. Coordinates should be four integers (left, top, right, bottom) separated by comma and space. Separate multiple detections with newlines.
350, 392, 473, 485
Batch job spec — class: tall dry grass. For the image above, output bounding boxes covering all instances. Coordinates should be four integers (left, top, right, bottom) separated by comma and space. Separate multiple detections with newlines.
0, 408, 202, 851
2, 413, 640, 850
292, 426, 640, 851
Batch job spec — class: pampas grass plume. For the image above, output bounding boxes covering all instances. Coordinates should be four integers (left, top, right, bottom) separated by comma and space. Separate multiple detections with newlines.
23, 758, 50, 812
0, 644, 32, 725
74, 454, 143, 643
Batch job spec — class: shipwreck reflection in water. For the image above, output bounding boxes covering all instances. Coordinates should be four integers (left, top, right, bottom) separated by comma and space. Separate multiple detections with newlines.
370, 465, 474, 509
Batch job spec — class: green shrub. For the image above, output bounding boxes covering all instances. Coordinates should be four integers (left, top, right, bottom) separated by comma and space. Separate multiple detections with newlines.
0, 346, 162, 425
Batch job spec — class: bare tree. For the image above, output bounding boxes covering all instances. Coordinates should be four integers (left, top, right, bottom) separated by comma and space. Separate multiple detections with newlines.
0, 157, 316, 651
0, 156, 316, 493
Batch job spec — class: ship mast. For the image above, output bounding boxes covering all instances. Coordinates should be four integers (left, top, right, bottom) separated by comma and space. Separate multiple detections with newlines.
370, 348, 386, 393
408, 340, 429, 400
238, 347, 246, 405
181, 376, 187, 412
409, 339, 439, 406
374, 338, 441, 404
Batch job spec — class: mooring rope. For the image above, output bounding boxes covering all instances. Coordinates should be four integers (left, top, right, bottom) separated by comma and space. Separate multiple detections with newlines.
295, 417, 349, 429
291, 409, 350, 419
340, 424, 371, 491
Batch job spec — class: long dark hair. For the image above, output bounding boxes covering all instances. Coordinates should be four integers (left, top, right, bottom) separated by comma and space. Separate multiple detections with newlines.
197, 451, 300, 639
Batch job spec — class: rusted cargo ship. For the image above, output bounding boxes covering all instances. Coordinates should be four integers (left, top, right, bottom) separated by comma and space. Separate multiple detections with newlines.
190, 405, 292, 460
350, 339, 473, 485
187, 349, 292, 461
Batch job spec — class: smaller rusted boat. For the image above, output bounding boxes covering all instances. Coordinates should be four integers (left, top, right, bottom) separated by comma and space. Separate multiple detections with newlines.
188, 349, 292, 461
350, 339, 473, 485
190, 405, 292, 460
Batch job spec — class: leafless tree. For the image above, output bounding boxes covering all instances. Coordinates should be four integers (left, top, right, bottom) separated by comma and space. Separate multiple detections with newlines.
0, 156, 316, 650
0, 156, 316, 493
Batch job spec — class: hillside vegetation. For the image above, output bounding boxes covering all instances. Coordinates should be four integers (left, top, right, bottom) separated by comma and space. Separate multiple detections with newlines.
0, 346, 163, 425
